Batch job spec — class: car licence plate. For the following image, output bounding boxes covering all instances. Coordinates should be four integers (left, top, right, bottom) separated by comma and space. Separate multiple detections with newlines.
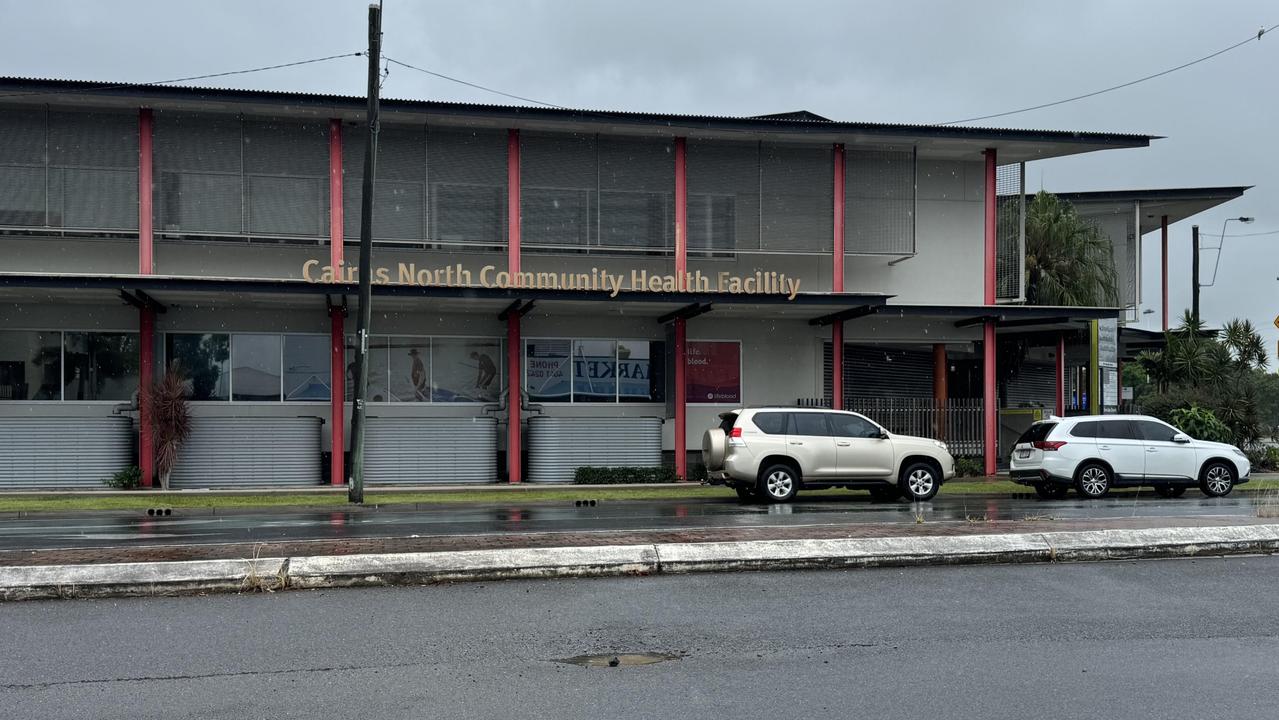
1017, 449, 1031, 459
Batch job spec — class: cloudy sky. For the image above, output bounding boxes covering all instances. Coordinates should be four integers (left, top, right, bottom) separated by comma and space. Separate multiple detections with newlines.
5, 0, 1276, 357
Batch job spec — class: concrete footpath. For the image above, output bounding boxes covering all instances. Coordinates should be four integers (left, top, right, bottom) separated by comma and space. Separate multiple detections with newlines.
3, 522, 1278, 602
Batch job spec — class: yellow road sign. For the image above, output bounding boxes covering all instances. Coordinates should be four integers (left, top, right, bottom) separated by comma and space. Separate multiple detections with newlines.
1274, 314, 1279, 330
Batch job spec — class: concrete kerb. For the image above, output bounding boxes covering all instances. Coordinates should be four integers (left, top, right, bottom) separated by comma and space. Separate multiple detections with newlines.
3, 525, 1278, 601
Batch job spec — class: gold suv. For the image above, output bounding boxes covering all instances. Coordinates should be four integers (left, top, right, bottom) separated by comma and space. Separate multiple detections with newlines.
702, 407, 955, 503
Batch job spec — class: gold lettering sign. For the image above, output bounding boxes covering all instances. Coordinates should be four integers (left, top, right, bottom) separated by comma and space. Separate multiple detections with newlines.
301, 260, 802, 300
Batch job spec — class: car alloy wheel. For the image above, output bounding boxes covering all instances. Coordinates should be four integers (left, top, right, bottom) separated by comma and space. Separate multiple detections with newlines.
1075, 464, 1110, 499
758, 464, 798, 503
1200, 463, 1234, 497
898, 462, 940, 502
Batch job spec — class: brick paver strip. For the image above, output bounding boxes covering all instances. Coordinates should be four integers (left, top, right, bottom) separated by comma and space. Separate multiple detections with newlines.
1, 515, 1273, 567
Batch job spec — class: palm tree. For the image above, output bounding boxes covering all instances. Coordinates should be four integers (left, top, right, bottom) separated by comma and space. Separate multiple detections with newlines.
1022, 192, 1120, 307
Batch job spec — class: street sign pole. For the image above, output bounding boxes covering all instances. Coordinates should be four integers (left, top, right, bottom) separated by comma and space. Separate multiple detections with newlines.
348, 2, 382, 504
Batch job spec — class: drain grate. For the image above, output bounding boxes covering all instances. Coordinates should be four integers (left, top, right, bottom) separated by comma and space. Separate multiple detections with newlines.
146, 508, 173, 517
573, 499, 598, 508
555, 653, 679, 668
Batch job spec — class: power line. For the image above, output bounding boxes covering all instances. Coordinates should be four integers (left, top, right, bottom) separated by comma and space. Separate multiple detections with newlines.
383, 56, 565, 108
0, 52, 364, 100
940, 24, 1275, 125
1196, 228, 1279, 238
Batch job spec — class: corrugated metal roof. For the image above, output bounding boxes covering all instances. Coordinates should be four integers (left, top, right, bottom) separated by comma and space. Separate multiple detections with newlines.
0, 75, 1157, 144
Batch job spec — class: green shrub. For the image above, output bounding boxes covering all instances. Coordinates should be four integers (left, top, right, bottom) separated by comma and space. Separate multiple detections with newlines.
573, 466, 681, 484
953, 457, 985, 478
104, 465, 142, 490
1245, 446, 1279, 472
1169, 405, 1233, 444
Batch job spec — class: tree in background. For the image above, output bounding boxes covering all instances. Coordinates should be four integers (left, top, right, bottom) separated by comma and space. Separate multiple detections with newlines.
1138, 312, 1271, 448
1022, 192, 1120, 307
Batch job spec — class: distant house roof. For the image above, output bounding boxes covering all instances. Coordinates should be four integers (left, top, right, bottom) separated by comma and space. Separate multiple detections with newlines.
0, 76, 1157, 163
1030, 186, 1251, 235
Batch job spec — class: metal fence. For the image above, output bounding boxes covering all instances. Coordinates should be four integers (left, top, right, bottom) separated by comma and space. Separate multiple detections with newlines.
795, 396, 985, 457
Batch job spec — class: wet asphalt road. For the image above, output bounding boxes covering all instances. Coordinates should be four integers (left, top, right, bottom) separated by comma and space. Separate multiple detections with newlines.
0, 490, 1267, 553
3, 555, 1278, 719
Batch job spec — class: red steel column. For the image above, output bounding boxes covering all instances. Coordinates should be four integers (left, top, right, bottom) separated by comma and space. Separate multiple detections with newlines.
507, 129, 523, 483
328, 119, 346, 485
138, 108, 155, 488
1160, 214, 1169, 331
674, 137, 689, 478
933, 343, 947, 440
831, 144, 846, 409
1055, 334, 1066, 417
983, 148, 998, 475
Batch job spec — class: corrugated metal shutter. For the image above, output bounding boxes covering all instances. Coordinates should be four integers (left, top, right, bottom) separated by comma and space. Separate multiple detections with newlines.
823, 343, 934, 401
154, 111, 244, 235
427, 126, 507, 247
170, 417, 321, 488
521, 131, 596, 250
527, 416, 662, 483
343, 124, 428, 241
845, 147, 914, 255
0, 417, 133, 489
995, 163, 1026, 301
1005, 361, 1055, 408
687, 138, 760, 253
760, 141, 832, 253
597, 135, 673, 250
364, 416, 497, 484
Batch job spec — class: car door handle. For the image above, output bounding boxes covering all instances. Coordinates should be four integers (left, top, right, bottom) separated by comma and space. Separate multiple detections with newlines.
1146, 448, 1158, 453
836, 441, 851, 447
1099, 445, 1111, 450
789, 441, 803, 446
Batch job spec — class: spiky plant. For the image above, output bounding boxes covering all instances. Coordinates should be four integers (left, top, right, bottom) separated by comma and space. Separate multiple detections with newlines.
1023, 192, 1120, 307
148, 363, 192, 490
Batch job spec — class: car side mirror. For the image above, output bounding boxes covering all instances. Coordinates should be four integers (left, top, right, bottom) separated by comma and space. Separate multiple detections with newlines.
877, 430, 889, 440
1172, 433, 1191, 444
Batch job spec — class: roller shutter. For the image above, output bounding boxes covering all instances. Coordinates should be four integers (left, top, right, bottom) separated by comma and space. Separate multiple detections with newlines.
527, 416, 662, 483
0, 417, 132, 489
364, 416, 497, 484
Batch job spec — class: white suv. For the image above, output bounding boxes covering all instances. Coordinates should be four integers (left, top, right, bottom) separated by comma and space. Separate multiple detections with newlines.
701, 407, 956, 503
1009, 414, 1250, 499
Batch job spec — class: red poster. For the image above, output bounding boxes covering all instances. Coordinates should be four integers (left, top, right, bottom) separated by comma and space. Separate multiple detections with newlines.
686, 341, 741, 404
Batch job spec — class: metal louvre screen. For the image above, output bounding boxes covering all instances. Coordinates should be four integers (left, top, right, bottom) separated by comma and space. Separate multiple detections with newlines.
243, 118, 328, 237
155, 111, 244, 235
427, 126, 506, 247
822, 343, 934, 400
0, 107, 138, 230
995, 162, 1025, 301
521, 131, 596, 249
686, 139, 759, 253
844, 147, 914, 254
1123, 204, 1138, 312
760, 141, 832, 253
597, 135, 673, 249
343, 124, 428, 241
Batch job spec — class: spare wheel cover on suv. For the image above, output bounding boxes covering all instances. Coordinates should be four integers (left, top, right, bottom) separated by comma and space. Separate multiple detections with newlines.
702, 428, 727, 471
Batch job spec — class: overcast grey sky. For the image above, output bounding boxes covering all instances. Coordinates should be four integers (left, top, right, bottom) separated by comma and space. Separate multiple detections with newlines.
4, 0, 1276, 356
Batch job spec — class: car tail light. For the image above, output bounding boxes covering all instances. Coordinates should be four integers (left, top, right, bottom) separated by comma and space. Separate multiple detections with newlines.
729, 427, 743, 438
1033, 440, 1067, 451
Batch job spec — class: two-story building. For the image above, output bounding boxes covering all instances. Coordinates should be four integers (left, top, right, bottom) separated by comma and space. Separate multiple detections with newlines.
0, 77, 1157, 490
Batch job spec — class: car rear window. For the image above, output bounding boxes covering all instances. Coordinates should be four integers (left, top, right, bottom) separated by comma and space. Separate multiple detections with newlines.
751, 412, 787, 435
1070, 422, 1098, 438
718, 413, 739, 433
1017, 422, 1057, 444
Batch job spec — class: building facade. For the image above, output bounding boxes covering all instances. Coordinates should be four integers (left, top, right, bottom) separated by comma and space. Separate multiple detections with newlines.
0, 77, 1157, 489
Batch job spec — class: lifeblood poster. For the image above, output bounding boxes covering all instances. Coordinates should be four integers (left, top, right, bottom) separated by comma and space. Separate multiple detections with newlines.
686, 341, 741, 404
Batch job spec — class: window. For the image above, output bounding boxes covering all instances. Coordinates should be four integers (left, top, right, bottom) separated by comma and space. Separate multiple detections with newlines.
432, 338, 501, 403
572, 340, 617, 403
828, 413, 881, 438
1069, 422, 1098, 438
1135, 420, 1179, 443
62, 332, 138, 401
388, 337, 430, 403
788, 412, 830, 436
617, 340, 664, 403
718, 412, 740, 433
167, 333, 230, 401
752, 412, 787, 435
1097, 420, 1137, 440
231, 334, 282, 401
1020, 422, 1060, 443
283, 335, 331, 401
0, 331, 62, 400
526, 339, 571, 403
